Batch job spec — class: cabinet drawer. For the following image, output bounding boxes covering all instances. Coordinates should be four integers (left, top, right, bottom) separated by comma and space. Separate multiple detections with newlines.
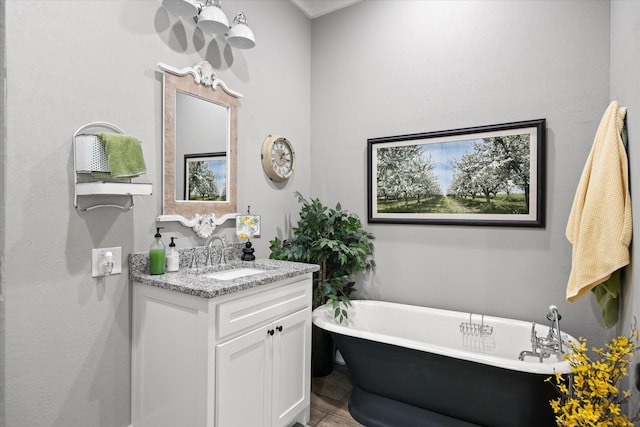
217, 278, 310, 339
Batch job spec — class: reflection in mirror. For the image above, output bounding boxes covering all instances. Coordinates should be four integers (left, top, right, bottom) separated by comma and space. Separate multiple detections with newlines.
175, 92, 228, 201
158, 61, 242, 238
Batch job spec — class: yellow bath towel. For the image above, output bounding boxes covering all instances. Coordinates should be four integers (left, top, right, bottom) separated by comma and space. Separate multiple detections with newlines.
566, 101, 631, 327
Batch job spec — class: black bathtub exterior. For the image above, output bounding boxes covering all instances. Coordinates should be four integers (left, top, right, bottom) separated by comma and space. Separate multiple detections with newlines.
331, 332, 561, 427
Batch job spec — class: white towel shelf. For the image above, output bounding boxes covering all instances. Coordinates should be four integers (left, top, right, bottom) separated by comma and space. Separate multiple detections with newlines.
75, 182, 153, 196
73, 121, 152, 211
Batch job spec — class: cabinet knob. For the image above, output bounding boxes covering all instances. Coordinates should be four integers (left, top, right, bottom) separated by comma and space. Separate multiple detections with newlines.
268, 329, 275, 336
276, 325, 283, 332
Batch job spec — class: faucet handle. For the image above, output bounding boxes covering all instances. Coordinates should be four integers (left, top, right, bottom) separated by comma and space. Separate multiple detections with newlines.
205, 246, 213, 266
190, 247, 199, 268
546, 310, 562, 322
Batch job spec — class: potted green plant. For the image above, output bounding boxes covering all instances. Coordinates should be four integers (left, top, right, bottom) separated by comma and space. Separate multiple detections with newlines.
269, 192, 375, 375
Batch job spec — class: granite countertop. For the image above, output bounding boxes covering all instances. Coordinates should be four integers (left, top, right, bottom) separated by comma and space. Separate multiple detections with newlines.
129, 252, 319, 298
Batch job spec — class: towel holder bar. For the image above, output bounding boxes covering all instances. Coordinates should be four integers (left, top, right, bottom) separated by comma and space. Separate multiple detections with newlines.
74, 121, 125, 136
82, 202, 133, 212
73, 121, 152, 211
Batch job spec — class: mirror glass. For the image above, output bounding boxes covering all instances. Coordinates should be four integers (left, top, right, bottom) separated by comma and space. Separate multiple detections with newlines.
161, 68, 238, 221
175, 92, 228, 201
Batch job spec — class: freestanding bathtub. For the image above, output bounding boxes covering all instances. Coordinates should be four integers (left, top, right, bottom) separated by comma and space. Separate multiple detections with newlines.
312, 300, 576, 427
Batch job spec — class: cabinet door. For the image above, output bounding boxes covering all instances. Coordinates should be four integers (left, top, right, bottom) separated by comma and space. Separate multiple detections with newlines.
271, 308, 311, 427
216, 324, 272, 427
132, 285, 209, 427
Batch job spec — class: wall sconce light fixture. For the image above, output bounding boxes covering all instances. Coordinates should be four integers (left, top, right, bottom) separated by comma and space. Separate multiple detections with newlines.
161, 0, 256, 49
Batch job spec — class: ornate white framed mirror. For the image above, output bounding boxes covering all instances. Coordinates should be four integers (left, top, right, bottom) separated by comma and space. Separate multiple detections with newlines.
157, 61, 241, 238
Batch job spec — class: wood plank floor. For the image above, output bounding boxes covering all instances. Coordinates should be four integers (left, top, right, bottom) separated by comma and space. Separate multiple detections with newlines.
308, 364, 364, 427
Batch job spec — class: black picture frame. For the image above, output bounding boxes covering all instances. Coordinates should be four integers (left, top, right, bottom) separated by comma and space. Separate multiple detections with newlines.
367, 119, 546, 227
184, 152, 227, 201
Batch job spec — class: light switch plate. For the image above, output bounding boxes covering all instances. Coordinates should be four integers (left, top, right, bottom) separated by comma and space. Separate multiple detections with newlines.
92, 247, 122, 277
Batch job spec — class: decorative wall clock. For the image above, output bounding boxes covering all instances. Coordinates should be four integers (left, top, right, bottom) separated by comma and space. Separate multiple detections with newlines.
261, 134, 295, 182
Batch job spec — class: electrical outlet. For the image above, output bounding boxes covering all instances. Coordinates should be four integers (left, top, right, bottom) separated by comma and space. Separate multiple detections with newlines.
92, 247, 122, 277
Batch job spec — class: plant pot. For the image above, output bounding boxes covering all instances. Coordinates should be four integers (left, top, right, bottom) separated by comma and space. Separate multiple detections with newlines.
312, 324, 335, 377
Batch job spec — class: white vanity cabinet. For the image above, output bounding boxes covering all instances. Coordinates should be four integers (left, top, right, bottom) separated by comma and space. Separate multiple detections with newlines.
131, 274, 312, 427
216, 308, 309, 426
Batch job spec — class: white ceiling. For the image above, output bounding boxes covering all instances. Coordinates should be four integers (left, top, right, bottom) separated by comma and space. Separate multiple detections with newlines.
289, 0, 361, 19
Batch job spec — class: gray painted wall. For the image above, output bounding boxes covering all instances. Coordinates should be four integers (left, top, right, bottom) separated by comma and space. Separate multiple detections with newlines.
3, 1, 310, 425
3, 0, 639, 425
611, 0, 640, 415
1, 0, 5, 424
310, 0, 614, 345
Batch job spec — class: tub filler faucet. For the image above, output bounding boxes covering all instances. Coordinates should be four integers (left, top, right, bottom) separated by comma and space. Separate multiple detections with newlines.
519, 305, 565, 362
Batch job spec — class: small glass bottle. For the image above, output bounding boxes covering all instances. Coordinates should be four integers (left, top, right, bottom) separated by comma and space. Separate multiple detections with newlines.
166, 237, 179, 272
149, 227, 166, 275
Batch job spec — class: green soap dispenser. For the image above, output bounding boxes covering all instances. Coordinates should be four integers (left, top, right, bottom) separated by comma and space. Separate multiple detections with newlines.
149, 227, 166, 275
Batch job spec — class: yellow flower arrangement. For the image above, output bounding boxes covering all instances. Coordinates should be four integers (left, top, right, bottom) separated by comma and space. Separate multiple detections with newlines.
547, 328, 639, 426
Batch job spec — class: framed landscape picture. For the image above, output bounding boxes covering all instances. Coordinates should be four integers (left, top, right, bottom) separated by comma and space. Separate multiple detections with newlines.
184, 152, 227, 201
367, 119, 545, 227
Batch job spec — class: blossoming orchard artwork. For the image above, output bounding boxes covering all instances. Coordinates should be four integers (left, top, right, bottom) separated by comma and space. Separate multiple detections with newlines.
184, 152, 227, 201
367, 119, 545, 226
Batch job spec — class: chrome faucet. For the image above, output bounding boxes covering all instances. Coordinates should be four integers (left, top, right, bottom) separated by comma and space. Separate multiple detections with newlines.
545, 304, 564, 355
519, 305, 565, 362
206, 235, 227, 266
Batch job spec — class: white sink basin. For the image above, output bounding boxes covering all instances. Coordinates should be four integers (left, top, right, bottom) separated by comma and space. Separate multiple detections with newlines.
203, 268, 266, 281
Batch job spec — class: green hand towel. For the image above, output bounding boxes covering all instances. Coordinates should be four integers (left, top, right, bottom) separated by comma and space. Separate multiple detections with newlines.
591, 269, 621, 329
97, 133, 147, 178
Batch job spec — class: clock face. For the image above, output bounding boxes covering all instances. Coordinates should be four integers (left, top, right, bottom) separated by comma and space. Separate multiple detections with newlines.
262, 135, 296, 183
272, 139, 293, 177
